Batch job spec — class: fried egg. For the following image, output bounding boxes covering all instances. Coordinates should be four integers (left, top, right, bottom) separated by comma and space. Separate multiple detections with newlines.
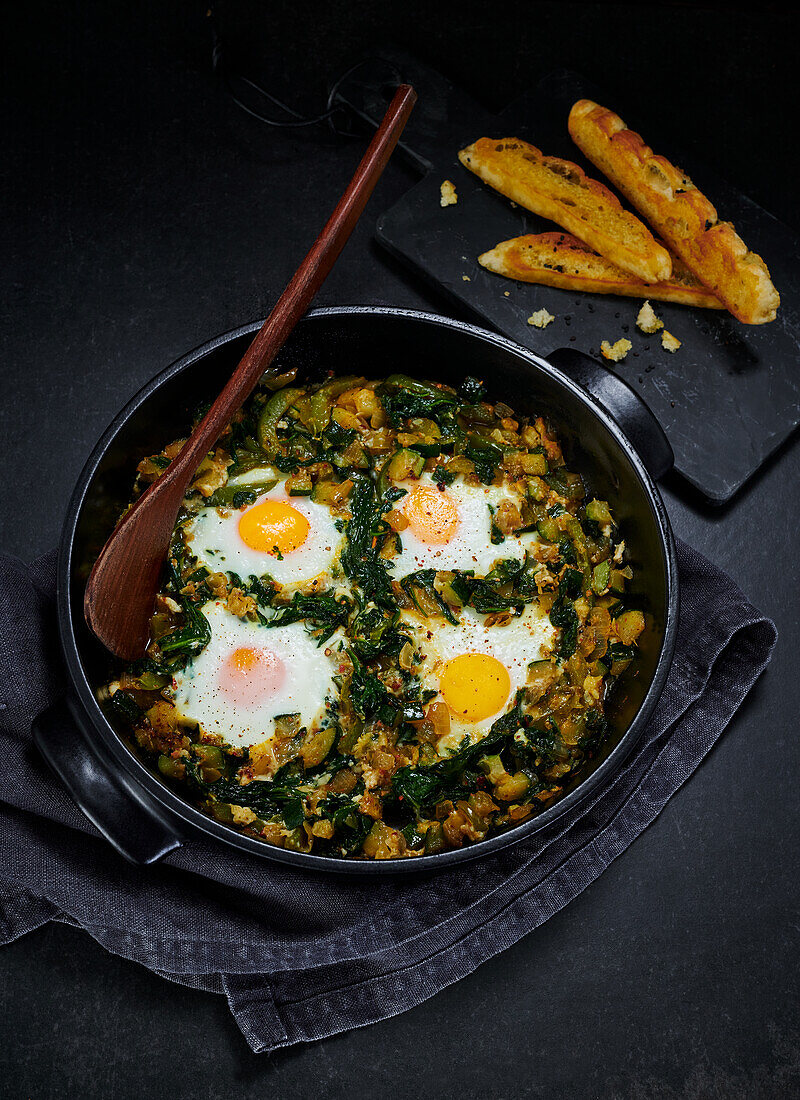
402, 603, 556, 753
389, 472, 540, 578
172, 600, 343, 748
184, 477, 344, 589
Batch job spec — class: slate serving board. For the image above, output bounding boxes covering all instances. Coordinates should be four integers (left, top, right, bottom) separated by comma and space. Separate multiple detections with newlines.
337, 53, 800, 502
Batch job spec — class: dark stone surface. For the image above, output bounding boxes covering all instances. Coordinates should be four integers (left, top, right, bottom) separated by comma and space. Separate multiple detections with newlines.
2, 1, 799, 1096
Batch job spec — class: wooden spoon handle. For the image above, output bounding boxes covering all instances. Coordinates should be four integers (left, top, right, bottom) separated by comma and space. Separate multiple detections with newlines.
168, 82, 417, 484
84, 84, 416, 659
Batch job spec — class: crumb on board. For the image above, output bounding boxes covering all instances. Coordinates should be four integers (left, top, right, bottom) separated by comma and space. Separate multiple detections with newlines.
636, 300, 664, 334
527, 308, 555, 329
503, 291, 510, 297
600, 338, 633, 362
462, 274, 471, 282
661, 330, 681, 352
440, 180, 458, 207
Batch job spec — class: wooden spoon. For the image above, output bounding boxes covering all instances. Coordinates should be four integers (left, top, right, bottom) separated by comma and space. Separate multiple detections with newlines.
84, 84, 417, 660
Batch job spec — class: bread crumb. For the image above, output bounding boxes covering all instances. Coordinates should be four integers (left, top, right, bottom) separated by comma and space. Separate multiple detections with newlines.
636, 300, 664, 334
600, 338, 633, 362
231, 805, 258, 826
661, 330, 681, 352
462, 274, 471, 282
440, 180, 458, 207
528, 308, 555, 329
503, 291, 510, 297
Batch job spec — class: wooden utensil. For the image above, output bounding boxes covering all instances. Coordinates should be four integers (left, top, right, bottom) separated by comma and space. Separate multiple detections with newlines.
84, 84, 416, 660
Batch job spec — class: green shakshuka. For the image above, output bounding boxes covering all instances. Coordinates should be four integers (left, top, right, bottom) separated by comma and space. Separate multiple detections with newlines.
100, 372, 645, 859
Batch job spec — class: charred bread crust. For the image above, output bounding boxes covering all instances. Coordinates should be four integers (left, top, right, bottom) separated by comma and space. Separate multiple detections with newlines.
478, 232, 724, 308
458, 137, 672, 283
567, 100, 780, 324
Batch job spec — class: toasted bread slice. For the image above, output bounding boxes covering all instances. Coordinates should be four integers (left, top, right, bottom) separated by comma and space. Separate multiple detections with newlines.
568, 100, 780, 324
478, 231, 723, 308
458, 137, 672, 283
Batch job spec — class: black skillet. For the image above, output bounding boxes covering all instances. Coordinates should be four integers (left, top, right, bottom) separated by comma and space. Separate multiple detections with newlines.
32, 307, 679, 873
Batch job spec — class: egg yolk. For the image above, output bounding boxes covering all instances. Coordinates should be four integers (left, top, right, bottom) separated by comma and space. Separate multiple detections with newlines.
403, 485, 459, 544
238, 499, 310, 555
440, 653, 511, 722
218, 646, 285, 708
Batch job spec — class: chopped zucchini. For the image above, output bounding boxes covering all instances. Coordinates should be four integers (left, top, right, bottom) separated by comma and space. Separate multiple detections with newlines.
592, 559, 611, 595
386, 448, 425, 481
586, 498, 613, 525
536, 517, 560, 543
286, 470, 313, 495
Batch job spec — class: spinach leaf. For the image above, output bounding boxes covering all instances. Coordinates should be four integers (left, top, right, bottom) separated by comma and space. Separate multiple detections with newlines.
391, 706, 521, 813
266, 591, 351, 644
244, 575, 278, 608
550, 597, 579, 660
315, 793, 372, 854
558, 567, 584, 600
158, 600, 211, 659
341, 476, 404, 607
380, 375, 459, 428
400, 569, 459, 625
350, 602, 410, 659
463, 437, 504, 484
558, 536, 577, 565
466, 579, 523, 615
459, 376, 487, 403
108, 690, 143, 725
348, 651, 399, 723
432, 464, 456, 487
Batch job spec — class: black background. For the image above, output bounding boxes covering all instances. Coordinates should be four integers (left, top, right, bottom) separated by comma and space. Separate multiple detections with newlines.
2, 1, 800, 1096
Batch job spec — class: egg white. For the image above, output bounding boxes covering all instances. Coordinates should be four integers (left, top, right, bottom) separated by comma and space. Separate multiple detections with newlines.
402, 603, 556, 753
172, 600, 344, 748
183, 477, 344, 589
389, 472, 541, 579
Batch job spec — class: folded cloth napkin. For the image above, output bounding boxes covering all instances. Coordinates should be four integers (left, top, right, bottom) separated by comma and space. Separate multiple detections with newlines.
0, 542, 776, 1053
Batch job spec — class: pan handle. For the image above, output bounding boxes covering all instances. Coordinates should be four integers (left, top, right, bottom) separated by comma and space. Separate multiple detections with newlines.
548, 347, 674, 481
32, 698, 184, 865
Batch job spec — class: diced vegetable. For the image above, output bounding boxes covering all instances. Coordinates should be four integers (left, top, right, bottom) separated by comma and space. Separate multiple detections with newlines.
537, 517, 560, 543
299, 725, 336, 768
285, 470, 313, 495
610, 566, 633, 593
257, 387, 304, 450
586, 498, 613, 525
157, 754, 185, 781
307, 376, 365, 434
385, 448, 425, 481
614, 609, 646, 645
592, 559, 612, 595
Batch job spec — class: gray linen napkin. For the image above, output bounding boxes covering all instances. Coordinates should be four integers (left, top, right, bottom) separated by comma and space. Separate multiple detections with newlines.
0, 542, 776, 1053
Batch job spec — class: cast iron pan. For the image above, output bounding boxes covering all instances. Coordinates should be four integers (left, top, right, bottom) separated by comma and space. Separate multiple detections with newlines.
32, 307, 679, 874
